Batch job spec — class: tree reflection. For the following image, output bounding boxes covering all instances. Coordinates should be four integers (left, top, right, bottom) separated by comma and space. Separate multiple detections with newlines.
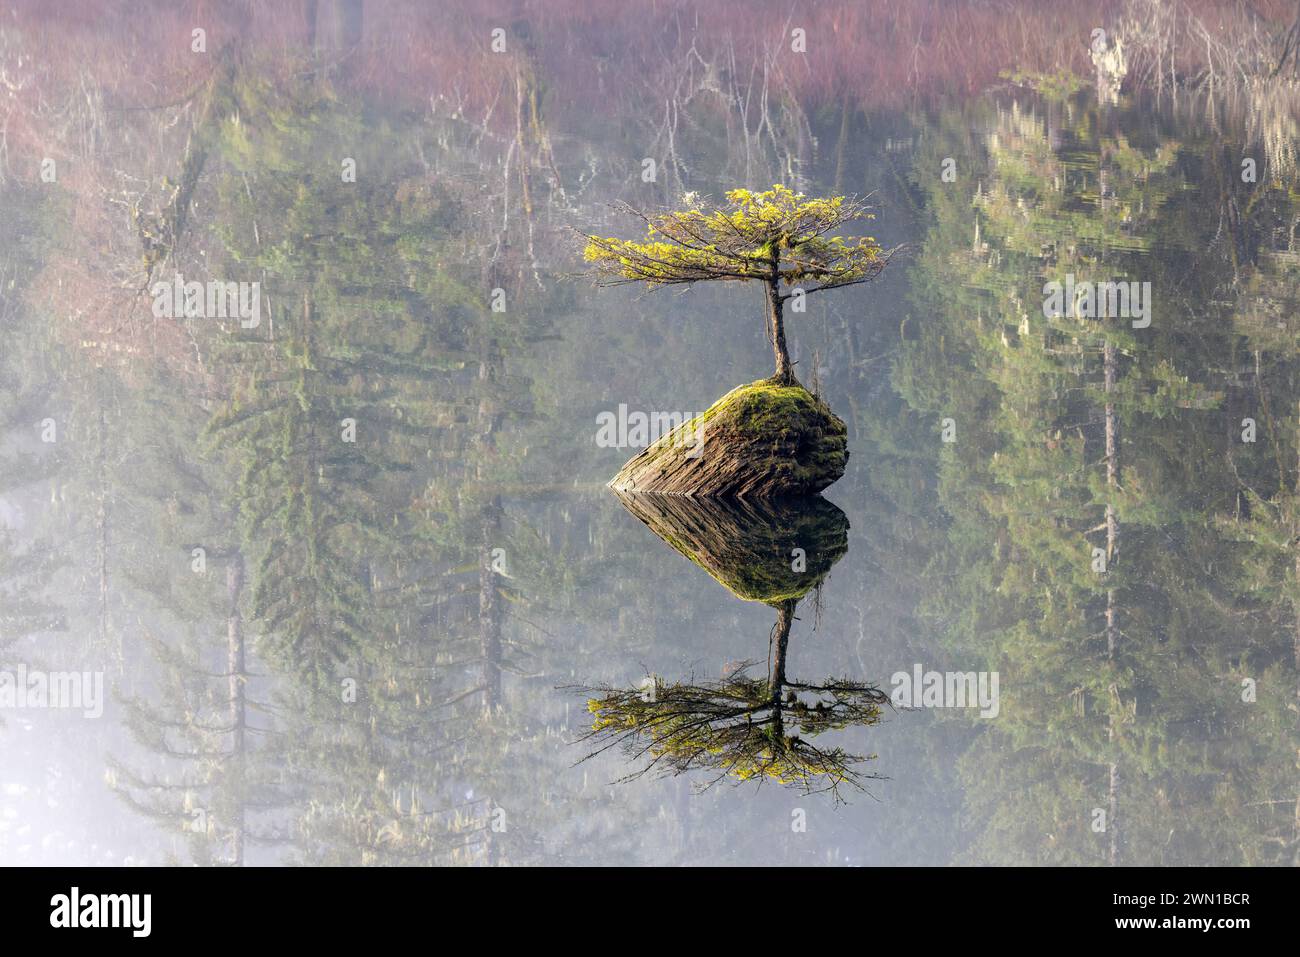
577, 494, 889, 803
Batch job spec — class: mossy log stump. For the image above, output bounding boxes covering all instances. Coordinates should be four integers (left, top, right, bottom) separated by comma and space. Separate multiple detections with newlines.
608, 379, 848, 498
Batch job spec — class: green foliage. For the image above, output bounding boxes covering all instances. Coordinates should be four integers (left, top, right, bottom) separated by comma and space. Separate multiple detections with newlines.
898, 88, 1300, 864
583, 184, 886, 290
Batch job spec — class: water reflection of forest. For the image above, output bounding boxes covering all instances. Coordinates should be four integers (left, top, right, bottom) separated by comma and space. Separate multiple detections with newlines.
0, 1, 1296, 865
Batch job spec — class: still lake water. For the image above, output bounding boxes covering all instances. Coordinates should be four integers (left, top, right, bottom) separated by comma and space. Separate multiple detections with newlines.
0, 18, 1297, 866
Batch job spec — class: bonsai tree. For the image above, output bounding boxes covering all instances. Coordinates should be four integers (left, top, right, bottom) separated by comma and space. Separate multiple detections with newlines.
582, 185, 888, 385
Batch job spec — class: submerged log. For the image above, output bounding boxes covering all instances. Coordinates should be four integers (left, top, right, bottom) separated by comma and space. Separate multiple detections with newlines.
608, 379, 848, 497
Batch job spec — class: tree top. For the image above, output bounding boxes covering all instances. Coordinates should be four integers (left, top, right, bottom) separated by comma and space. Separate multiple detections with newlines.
582, 184, 888, 296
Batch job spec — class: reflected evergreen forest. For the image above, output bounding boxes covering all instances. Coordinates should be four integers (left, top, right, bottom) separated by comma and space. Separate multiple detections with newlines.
1, 0, 1298, 867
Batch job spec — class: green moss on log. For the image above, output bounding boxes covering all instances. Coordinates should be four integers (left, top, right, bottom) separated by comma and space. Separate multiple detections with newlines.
609, 378, 848, 498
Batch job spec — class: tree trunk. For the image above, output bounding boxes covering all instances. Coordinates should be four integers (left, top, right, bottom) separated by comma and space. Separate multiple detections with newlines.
309, 0, 363, 55
832, 100, 851, 194
479, 499, 503, 713
475, 294, 505, 713
1103, 335, 1121, 867
1107, 760, 1120, 867
97, 401, 109, 660
767, 600, 797, 760
766, 278, 795, 385
227, 554, 246, 866
769, 600, 795, 700
1105, 337, 1119, 657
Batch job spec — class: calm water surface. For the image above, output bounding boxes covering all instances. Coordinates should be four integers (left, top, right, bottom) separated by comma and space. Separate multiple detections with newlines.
1, 10, 1297, 866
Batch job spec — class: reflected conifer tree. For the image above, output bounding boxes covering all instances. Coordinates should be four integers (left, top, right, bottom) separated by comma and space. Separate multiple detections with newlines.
578, 494, 890, 803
